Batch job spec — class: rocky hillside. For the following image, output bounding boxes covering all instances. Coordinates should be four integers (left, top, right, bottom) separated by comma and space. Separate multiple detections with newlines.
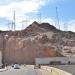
0, 21, 75, 64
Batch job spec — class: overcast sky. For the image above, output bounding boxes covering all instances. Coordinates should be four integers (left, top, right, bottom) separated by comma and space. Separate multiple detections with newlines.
0, 0, 75, 32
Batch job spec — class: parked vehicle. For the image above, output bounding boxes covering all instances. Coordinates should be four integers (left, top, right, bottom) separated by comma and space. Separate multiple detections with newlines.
12, 64, 20, 69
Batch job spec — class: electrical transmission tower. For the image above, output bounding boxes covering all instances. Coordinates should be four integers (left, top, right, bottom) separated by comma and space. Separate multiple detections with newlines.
56, 7, 60, 30
7, 21, 14, 31
11, 10, 16, 31
21, 18, 29, 30
6, 11, 16, 31
63, 23, 68, 31
55, 7, 61, 51
37, 0, 42, 24
37, 13, 41, 24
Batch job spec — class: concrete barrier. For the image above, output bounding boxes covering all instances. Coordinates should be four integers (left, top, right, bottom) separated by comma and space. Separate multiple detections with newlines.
41, 66, 72, 75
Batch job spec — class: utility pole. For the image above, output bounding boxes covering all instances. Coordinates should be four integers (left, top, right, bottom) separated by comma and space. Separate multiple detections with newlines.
56, 7, 60, 30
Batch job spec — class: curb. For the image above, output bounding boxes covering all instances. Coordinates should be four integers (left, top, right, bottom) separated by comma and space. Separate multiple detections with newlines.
0, 68, 8, 72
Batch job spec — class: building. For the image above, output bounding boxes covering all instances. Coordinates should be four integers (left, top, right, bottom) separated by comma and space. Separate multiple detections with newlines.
35, 57, 75, 65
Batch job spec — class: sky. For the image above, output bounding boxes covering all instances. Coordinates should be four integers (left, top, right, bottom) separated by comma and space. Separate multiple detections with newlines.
0, 0, 75, 32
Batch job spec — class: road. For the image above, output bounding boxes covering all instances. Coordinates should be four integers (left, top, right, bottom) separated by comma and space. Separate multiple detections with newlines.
0, 65, 72, 75
0, 66, 51, 75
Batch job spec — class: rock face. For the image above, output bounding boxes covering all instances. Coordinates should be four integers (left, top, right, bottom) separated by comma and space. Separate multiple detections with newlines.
0, 21, 75, 64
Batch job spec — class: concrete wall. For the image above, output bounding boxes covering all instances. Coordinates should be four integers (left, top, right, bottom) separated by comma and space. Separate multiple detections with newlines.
41, 66, 72, 75
50, 65, 75, 75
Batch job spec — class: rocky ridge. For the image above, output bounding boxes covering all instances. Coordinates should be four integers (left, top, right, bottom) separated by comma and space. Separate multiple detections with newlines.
0, 21, 75, 64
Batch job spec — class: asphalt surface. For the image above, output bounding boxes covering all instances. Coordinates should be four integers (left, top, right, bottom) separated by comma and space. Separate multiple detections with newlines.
0, 66, 51, 75
0, 65, 72, 75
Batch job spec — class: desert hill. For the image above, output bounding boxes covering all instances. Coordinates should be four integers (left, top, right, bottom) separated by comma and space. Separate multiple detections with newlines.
0, 21, 75, 64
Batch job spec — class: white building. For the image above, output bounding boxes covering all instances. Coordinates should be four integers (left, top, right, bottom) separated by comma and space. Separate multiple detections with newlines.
35, 57, 75, 65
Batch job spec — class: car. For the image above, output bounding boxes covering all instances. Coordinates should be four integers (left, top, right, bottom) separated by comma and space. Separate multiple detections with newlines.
13, 64, 20, 69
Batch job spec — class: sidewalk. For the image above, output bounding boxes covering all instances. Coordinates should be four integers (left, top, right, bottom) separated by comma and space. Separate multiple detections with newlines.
0, 67, 8, 72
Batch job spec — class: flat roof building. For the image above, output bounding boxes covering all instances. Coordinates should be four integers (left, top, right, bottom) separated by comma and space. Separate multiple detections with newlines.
35, 57, 75, 65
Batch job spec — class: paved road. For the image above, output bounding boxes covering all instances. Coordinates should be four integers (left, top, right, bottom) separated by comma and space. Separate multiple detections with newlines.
0, 66, 50, 75
0, 65, 72, 75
